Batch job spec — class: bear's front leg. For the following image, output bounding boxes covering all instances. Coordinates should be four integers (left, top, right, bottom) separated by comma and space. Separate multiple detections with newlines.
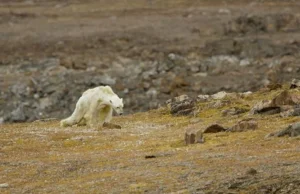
87, 102, 107, 129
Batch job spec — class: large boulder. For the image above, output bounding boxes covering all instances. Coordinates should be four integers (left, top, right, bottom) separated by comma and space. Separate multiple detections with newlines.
251, 90, 300, 115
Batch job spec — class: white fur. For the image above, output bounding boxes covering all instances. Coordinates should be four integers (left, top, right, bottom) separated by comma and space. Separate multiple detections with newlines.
60, 86, 123, 128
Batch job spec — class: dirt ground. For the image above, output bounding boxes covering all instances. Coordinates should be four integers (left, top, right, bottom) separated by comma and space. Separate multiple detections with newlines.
1, 0, 300, 61
1, 0, 300, 193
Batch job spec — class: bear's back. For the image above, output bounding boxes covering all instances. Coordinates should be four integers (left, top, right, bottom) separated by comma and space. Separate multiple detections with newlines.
82, 86, 116, 101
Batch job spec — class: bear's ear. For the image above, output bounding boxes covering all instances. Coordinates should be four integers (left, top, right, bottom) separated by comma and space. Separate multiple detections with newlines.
121, 98, 123, 102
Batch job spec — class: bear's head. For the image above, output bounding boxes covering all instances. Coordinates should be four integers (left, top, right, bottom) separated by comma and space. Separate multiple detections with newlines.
109, 97, 123, 115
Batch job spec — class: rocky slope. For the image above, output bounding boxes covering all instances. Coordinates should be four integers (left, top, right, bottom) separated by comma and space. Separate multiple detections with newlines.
1, 0, 300, 123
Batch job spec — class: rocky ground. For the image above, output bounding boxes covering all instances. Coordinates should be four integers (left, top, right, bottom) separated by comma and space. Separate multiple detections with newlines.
1, 84, 300, 193
1, 0, 300, 193
1, 0, 300, 122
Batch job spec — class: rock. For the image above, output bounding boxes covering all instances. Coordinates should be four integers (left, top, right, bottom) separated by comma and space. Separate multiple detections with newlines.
174, 95, 189, 102
271, 90, 300, 106
241, 91, 252, 97
250, 100, 280, 115
239, 59, 251, 67
251, 90, 300, 115
0, 183, 9, 188
168, 53, 185, 66
222, 107, 249, 116
229, 118, 258, 132
211, 91, 227, 100
280, 106, 300, 117
168, 95, 196, 116
190, 65, 200, 73
39, 97, 52, 110
146, 88, 158, 99
266, 122, 300, 137
197, 94, 210, 102
290, 78, 300, 89
10, 105, 26, 122
185, 127, 204, 145
203, 124, 227, 133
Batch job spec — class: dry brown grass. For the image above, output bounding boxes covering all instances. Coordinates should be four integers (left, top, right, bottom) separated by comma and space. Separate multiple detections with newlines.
1, 88, 300, 193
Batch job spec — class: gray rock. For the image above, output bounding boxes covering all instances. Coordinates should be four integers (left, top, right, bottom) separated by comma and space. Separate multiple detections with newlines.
168, 95, 196, 116
250, 100, 280, 115
39, 97, 52, 110
266, 122, 300, 137
197, 94, 210, 102
10, 105, 26, 122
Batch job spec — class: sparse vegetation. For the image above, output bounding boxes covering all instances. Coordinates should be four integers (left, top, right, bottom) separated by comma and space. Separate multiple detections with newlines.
1, 86, 300, 193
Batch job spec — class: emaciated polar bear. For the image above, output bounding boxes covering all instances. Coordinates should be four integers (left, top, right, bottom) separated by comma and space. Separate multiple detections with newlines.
60, 86, 123, 128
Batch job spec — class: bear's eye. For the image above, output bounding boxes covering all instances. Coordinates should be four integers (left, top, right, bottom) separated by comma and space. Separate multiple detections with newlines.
110, 100, 112, 103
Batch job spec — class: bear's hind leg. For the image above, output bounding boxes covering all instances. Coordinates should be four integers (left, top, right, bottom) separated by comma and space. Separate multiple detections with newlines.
60, 101, 85, 127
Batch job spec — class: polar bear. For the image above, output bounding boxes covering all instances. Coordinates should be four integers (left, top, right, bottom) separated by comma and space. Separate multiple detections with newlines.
60, 86, 123, 128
